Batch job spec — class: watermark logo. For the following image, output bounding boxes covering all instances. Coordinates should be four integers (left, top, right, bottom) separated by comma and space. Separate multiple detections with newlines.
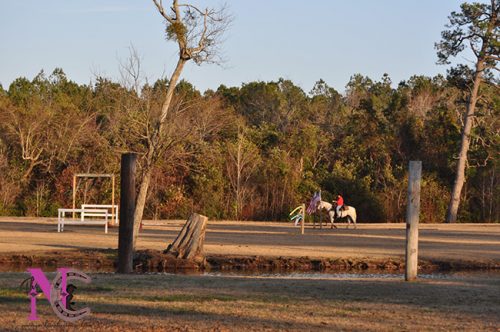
26, 268, 91, 323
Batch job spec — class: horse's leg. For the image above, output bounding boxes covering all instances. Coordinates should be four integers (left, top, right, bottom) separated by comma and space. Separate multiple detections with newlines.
347, 215, 354, 229
329, 211, 337, 229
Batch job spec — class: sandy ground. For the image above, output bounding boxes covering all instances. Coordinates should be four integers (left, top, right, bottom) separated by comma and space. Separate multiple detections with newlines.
0, 217, 499, 263
1, 271, 499, 331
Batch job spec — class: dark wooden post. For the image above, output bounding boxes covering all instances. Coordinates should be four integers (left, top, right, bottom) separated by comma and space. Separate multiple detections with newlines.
405, 161, 421, 281
117, 153, 137, 274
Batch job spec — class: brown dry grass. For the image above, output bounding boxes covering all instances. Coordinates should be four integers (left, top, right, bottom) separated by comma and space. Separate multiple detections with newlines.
1, 218, 499, 331
1, 272, 499, 331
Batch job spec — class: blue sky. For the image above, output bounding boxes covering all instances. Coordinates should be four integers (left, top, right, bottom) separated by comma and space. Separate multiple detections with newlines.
0, 1, 478, 93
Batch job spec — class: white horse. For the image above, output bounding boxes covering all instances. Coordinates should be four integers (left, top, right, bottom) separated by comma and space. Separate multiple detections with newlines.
317, 200, 357, 229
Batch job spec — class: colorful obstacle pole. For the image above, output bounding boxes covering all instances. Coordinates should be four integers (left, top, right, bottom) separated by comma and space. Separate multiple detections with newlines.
290, 192, 323, 234
289, 204, 306, 234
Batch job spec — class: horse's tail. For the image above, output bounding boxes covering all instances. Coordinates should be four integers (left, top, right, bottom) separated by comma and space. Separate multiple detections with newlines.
352, 207, 357, 223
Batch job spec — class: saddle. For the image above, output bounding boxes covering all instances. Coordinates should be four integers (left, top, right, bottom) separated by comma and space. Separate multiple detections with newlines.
333, 203, 348, 211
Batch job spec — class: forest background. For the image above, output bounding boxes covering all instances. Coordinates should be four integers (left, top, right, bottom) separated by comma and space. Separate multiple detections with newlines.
0, 66, 498, 223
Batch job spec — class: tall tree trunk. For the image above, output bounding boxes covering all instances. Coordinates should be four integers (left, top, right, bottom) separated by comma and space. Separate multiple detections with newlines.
489, 168, 495, 222
236, 134, 242, 220
132, 58, 187, 247
133, 166, 152, 247
446, 61, 484, 223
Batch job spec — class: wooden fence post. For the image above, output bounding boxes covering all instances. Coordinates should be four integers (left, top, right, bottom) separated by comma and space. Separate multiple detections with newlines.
72, 175, 76, 219
301, 203, 305, 235
405, 160, 421, 281
117, 153, 137, 274
111, 174, 116, 224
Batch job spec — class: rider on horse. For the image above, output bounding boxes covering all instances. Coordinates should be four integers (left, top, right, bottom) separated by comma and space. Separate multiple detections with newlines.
335, 194, 344, 217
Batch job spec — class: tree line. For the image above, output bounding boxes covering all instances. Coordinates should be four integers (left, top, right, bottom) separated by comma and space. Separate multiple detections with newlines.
0, 0, 498, 225
0, 68, 498, 222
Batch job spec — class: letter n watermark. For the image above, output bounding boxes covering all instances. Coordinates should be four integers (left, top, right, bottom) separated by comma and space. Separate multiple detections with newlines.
27, 268, 91, 322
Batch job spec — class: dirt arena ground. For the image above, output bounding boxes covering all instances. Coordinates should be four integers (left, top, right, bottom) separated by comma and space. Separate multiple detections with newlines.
0, 217, 499, 263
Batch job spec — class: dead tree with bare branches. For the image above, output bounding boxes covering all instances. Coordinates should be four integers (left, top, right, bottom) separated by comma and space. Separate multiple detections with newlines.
132, 0, 231, 246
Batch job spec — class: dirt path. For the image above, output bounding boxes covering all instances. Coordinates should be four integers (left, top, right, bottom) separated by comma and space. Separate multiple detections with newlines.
0, 217, 499, 264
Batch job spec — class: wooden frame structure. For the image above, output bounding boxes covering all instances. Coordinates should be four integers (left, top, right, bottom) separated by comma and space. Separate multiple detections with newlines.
72, 173, 116, 224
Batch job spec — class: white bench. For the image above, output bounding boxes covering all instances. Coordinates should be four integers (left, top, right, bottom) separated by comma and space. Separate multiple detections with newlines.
57, 208, 109, 233
81, 204, 119, 225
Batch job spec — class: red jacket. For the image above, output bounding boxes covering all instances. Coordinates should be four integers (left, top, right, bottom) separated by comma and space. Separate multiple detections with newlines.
337, 196, 344, 206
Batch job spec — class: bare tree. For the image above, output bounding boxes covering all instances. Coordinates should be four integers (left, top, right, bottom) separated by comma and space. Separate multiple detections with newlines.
436, 0, 498, 223
226, 129, 260, 220
119, 44, 144, 95
132, 0, 230, 245
0, 91, 94, 184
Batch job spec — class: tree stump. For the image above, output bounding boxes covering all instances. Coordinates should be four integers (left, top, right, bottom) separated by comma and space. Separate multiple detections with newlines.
165, 213, 208, 263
